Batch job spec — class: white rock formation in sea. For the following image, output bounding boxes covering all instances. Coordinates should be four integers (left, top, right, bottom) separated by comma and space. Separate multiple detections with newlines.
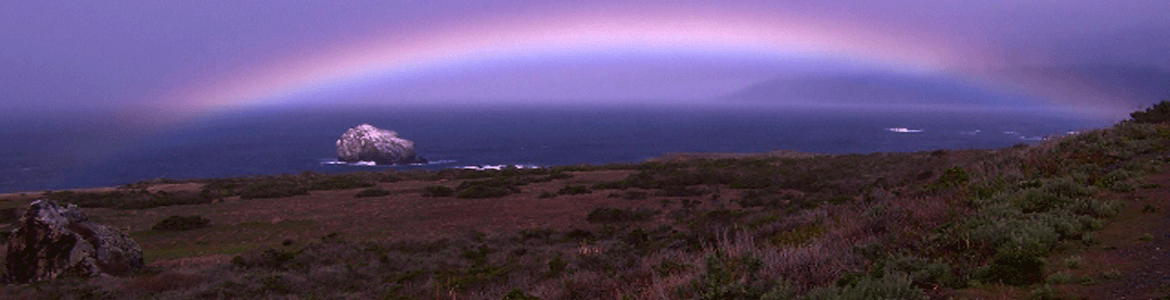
336, 124, 425, 165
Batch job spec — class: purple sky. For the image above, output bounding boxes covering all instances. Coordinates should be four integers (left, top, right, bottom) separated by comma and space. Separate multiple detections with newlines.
2, 1, 1168, 120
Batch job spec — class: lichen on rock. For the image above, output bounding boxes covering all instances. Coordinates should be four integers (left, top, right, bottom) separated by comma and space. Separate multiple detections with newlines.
5, 200, 144, 283
336, 124, 425, 165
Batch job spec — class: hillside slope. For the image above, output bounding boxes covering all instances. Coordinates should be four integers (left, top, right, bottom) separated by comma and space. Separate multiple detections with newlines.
0, 118, 1167, 299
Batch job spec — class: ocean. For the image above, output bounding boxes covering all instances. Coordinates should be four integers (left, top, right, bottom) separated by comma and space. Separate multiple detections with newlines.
0, 105, 1114, 193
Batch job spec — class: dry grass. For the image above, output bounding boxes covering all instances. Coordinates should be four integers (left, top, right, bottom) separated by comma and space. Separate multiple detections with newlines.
0, 121, 1167, 299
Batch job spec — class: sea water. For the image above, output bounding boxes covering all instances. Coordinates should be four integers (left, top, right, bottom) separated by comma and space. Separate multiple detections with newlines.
0, 105, 1114, 193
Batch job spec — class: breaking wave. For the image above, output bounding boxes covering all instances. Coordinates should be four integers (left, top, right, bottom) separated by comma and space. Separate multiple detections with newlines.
459, 164, 541, 171
886, 127, 924, 133
319, 159, 457, 167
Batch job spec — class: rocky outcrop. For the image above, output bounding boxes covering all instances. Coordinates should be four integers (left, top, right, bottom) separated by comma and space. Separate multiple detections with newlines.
336, 124, 425, 165
5, 200, 144, 283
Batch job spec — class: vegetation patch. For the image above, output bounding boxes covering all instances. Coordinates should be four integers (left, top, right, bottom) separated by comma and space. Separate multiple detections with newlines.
353, 188, 392, 198
44, 190, 213, 209
151, 215, 211, 231
8, 104, 1170, 299
556, 185, 592, 195
422, 185, 455, 197
585, 207, 658, 223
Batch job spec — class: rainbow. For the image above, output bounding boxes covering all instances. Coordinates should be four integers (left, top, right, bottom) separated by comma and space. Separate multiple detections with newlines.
163, 9, 1097, 116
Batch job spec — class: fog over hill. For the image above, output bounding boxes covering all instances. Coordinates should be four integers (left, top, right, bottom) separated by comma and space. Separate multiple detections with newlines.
721, 73, 1022, 108
722, 65, 1170, 112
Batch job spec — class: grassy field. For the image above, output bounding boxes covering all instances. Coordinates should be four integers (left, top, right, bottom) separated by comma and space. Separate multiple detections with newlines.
1, 109, 1169, 299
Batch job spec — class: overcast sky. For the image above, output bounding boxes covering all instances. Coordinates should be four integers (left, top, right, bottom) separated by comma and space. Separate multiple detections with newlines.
2, 1, 1168, 120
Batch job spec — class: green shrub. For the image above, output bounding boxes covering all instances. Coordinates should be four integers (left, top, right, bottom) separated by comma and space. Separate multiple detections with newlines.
1030, 284, 1068, 300
804, 273, 926, 300
1010, 188, 1070, 213
231, 248, 298, 270
655, 186, 710, 197
422, 185, 455, 197
1129, 100, 1170, 124
1046, 271, 1074, 284
239, 179, 309, 199
1042, 177, 1097, 199
1063, 256, 1083, 269
933, 167, 971, 189
1066, 197, 1121, 218
981, 251, 1045, 286
455, 178, 524, 198
736, 190, 781, 208
680, 251, 770, 300
354, 188, 391, 198
878, 255, 960, 288
620, 190, 648, 200
557, 185, 592, 195
502, 289, 542, 300
457, 186, 513, 198
586, 207, 657, 223
306, 174, 375, 190
43, 190, 214, 209
768, 224, 826, 247
546, 253, 566, 278
152, 215, 211, 231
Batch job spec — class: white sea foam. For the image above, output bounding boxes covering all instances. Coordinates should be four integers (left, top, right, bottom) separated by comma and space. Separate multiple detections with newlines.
1000, 131, 1048, 141
886, 127, 924, 133
322, 159, 456, 167
959, 130, 981, 135
459, 164, 540, 171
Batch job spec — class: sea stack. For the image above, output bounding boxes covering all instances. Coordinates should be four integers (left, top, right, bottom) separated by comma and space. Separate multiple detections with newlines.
336, 124, 425, 165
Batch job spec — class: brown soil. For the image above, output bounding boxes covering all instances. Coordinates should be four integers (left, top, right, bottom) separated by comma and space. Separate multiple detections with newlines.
1062, 171, 1170, 299
2, 169, 701, 266
0, 164, 1167, 299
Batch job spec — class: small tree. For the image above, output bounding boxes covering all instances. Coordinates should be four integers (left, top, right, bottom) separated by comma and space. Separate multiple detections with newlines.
1130, 100, 1170, 124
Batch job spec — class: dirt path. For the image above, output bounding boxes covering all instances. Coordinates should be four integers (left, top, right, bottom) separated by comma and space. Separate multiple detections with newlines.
1069, 172, 1170, 299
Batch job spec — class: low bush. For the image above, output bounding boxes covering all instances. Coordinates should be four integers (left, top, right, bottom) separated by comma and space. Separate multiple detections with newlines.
306, 174, 375, 190
932, 167, 970, 189
457, 185, 513, 199
678, 251, 772, 300
876, 255, 961, 288
455, 178, 525, 198
1129, 100, 1170, 124
422, 185, 455, 197
501, 288, 542, 300
621, 190, 648, 200
152, 215, 211, 231
586, 207, 657, 223
238, 179, 309, 199
354, 188, 391, 198
981, 251, 1045, 286
736, 190, 782, 208
556, 185, 591, 195
804, 273, 925, 300
43, 190, 214, 209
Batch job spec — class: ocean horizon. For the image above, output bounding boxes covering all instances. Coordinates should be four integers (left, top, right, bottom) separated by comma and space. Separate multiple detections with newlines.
0, 105, 1115, 193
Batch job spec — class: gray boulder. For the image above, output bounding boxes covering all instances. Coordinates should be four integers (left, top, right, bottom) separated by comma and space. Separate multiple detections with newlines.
5, 200, 144, 283
336, 124, 425, 165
